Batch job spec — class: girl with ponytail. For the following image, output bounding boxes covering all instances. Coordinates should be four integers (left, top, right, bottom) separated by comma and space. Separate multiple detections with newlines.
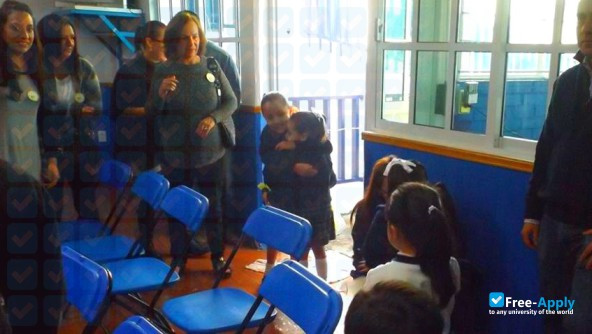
363, 182, 460, 334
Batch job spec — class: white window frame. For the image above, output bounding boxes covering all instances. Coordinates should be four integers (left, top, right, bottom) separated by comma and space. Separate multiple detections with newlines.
366, 0, 577, 161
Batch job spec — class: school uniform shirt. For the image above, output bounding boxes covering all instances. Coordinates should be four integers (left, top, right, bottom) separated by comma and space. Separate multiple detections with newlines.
364, 253, 461, 334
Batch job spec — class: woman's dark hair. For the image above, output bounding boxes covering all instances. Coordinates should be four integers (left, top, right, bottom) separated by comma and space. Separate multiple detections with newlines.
345, 281, 443, 334
385, 159, 428, 195
289, 111, 327, 142
386, 182, 455, 308
37, 13, 80, 77
350, 155, 394, 225
433, 182, 464, 257
0, 0, 42, 86
134, 20, 165, 50
164, 11, 207, 61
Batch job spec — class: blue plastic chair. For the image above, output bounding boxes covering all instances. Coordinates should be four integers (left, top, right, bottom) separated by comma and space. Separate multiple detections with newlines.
238, 260, 343, 334
62, 171, 170, 262
114, 316, 164, 334
61, 245, 112, 334
161, 205, 312, 333
99, 186, 209, 331
57, 160, 133, 243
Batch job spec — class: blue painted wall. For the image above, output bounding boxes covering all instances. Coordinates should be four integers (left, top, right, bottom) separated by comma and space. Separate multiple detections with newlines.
453, 80, 548, 140
365, 141, 541, 334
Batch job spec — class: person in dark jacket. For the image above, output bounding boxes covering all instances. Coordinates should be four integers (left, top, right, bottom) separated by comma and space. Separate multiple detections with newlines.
282, 111, 336, 280
522, 1, 592, 332
112, 20, 166, 256
1, 159, 64, 334
350, 155, 394, 277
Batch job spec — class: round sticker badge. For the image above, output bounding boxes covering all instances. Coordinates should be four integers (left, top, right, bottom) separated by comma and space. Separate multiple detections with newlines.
27, 90, 39, 102
206, 72, 216, 83
74, 93, 85, 103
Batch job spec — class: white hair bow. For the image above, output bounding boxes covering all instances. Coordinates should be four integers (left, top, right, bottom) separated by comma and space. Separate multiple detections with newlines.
383, 158, 417, 176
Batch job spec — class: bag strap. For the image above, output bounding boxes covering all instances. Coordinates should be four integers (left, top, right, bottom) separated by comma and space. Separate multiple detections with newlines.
207, 56, 222, 108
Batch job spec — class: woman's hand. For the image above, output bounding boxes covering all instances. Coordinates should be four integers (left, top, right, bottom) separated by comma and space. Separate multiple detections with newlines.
262, 191, 270, 205
578, 229, 592, 270
275, 140, 295, 151
158, 75, 178, 99
195, 116, 216, 139
43, 158, 60, 188
356, 261, 369, 274
294, 163, 318, 177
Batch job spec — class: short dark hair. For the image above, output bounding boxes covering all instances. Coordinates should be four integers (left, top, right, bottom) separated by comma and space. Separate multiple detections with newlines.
345, 281, 444, 334
134, 20, 165, 50
289, 111, 327, 142
164, 11, 207, 61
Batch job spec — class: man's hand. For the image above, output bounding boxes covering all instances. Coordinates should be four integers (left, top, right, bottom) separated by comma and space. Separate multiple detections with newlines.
521, 222, 540, 250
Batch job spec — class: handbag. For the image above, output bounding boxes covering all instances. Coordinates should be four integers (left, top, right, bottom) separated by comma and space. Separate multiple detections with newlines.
207, 57, 236, 148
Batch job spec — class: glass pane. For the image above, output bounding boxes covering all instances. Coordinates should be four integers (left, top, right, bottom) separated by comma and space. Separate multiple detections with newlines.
559, 53, 578, 76
562, 0, 579, 44
382, 50, 411, 123
452, 52, 491, 135
457, 0, 496, 43
509, 0, 555, 44
222, 42, 240, 72
203, 0, 221, 38
222, 0, 237, 38
503, 53, 551, 141
419, 0, 451, 42
159, 0, 171, 24
171, 0, 182, 17
385, 0, 413, 42
415, 51, 448, 128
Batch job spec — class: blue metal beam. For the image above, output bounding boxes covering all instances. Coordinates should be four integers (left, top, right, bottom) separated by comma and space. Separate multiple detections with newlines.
98, 15, 135, 52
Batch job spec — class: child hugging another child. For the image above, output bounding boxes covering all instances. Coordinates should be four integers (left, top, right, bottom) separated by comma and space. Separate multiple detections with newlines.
286, 111, 337, 280
259, 93, 336, 279
364, 182, 461, 334
259, 92, 295, 273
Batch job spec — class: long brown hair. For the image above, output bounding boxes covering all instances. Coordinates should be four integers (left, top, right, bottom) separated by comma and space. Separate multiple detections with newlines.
164, 11, 207, 61
350, 155, 394, 226
0, 0, 42, 87
37, 14, 81, 78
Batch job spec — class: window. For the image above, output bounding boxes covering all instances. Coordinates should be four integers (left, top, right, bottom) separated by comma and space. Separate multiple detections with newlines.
369, 0, 579, 160
158, 0, 185, 25
197, 0, 241, 71
155, 0, 241, 71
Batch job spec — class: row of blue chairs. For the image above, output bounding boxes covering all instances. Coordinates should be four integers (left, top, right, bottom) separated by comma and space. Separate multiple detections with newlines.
60, 160, 344, 333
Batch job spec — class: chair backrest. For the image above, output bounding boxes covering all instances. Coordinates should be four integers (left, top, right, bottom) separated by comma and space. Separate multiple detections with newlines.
131, 172, 170, 209
283, 261, 344, 332
99, 160, 133, 189
114, 316, 164, 334
242, 206, 312, 259
259, 261, 343, 334
61, 246, 111, 324
159, 186, 209, 232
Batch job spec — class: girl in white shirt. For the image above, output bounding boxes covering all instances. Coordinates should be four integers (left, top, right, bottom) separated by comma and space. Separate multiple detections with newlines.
364, 182, 460, 334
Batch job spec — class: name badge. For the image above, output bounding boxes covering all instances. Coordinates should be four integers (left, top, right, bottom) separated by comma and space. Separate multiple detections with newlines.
27, 90, 39, 102
74, 93, 85, 103
206, 72, 216, 83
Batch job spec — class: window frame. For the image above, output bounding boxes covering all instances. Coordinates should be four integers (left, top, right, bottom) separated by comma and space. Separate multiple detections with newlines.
367, 0, 577, 161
